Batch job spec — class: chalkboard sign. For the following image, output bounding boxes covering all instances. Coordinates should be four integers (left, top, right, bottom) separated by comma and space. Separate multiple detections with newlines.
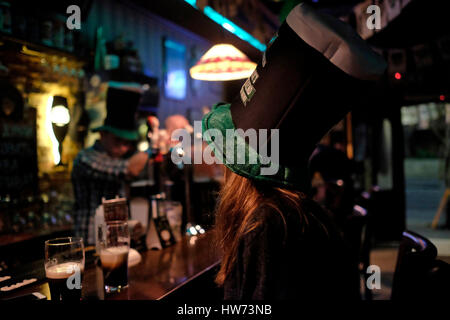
0, 108, 38, 196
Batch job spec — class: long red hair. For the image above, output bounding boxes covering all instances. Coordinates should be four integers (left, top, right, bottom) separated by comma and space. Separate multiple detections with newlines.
214, 167, 326, 285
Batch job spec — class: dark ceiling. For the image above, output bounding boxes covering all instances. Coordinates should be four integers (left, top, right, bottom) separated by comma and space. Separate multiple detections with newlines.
260, 0, 366, 20
262, 0, 450, 48
368, 0, 450, 48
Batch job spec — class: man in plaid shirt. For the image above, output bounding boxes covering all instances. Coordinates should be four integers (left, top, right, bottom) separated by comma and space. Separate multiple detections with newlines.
72, 86, 149, 244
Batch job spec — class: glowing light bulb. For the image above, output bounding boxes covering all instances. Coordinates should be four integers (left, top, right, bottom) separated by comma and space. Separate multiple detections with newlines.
50, 105, 70, 126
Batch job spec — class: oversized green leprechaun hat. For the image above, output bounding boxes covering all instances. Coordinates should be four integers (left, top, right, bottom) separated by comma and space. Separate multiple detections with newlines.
202, 3, 387, 190
92, 85, 142, 141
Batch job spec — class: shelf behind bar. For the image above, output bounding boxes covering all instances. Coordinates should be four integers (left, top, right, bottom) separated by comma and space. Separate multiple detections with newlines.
0, 31, 85, 62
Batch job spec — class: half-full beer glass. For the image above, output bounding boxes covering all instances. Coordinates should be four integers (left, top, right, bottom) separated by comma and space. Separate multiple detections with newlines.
44, 237, 85, 301
100, 221, 130, 293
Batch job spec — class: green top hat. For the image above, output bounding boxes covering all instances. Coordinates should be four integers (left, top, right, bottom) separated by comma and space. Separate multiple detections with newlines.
92, 85, 142, 141
202, 3, 387, 191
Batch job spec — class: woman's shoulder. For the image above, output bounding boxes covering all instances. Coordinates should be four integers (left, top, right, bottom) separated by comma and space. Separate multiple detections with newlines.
251, 196, 314, 228
248, 202, 288, 231
241, 203, 288, 246
255, 196, 340, 239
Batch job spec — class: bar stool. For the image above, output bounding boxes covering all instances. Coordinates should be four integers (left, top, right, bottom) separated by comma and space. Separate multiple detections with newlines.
391, 230, 450, 300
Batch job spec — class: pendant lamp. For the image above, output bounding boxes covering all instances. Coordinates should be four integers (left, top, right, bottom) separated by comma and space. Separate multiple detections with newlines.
190, 44, 257, 81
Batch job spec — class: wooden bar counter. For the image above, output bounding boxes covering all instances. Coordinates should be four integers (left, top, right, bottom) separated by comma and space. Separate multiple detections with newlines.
0, 231, 222, 301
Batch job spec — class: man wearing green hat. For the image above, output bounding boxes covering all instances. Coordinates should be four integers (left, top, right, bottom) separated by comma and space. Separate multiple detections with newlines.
72, 86, 150, 244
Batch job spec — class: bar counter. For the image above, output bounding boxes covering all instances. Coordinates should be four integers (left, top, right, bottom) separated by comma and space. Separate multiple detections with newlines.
1, 231, 222, 301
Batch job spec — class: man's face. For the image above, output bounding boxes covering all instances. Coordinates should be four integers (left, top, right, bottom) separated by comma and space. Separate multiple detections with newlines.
100, 132, 134, 158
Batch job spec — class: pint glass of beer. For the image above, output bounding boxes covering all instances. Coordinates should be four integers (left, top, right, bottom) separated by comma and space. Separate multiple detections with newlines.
44, 237, 85, 301
99, 221, 130, 293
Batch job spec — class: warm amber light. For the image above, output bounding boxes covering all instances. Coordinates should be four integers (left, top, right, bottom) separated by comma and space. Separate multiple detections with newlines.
51, 105, 71, 126
190, 44, 257, 81
46, 96, 60, 165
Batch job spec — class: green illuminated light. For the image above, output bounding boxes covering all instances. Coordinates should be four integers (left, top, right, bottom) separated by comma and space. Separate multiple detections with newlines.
184, 0, 197, 8
183, 1, 266, 52
222, 22, 235, 33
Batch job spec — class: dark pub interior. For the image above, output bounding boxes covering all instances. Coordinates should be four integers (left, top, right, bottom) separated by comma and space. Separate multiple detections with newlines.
0, 0, 449, 310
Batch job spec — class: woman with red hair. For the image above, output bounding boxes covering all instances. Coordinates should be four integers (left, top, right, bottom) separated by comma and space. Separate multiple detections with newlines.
202, 3, 386, 299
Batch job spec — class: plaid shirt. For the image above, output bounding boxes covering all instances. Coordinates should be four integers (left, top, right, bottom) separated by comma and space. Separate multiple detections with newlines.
72, 140, 130, 245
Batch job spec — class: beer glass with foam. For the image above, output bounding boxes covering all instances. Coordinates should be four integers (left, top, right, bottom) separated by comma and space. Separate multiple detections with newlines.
100, 221, 130, 293
44, 237, 85, 301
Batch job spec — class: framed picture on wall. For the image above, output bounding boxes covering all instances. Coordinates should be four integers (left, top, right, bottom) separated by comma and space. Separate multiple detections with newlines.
162, 38, 187, 100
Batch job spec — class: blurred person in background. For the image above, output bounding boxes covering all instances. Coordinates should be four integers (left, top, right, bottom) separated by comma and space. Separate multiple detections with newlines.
309, 130, 355, 229
164, 114, 222, 227
72, 86, 149, 244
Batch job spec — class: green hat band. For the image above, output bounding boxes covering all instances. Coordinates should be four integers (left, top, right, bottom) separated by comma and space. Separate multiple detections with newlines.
202, 103, 309, 190
91, 125, 139, 141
